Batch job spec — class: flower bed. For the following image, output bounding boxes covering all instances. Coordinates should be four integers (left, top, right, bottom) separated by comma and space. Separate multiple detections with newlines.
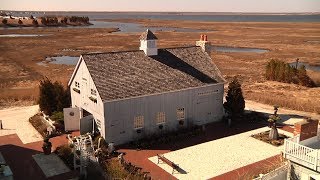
128, 125, 203, 150
251, 131, 289, 147
29, 113, 48, 138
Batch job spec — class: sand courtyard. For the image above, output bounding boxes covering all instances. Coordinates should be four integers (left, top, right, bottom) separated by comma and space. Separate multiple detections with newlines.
149, 126, 293, 179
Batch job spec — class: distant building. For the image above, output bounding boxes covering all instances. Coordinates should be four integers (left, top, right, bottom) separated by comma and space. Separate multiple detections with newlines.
65, 30, 225, 145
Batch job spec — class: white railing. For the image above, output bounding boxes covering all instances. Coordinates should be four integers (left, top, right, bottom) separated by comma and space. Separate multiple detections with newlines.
284, 137, 319, 171
288, 135, 300, 143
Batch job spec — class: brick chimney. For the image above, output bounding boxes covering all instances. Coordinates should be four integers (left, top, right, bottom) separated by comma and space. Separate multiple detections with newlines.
294, 118, 319, 141
196, 34, 211, 54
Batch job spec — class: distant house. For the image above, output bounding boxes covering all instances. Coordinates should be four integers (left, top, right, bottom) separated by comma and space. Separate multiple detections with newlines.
65, 30, 225, 145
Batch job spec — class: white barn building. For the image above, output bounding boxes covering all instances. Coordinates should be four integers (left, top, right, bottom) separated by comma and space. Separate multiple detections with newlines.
66, 30, 225, 145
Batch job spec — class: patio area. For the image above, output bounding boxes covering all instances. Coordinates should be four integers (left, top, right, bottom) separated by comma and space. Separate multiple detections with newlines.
148, 127, 293, 179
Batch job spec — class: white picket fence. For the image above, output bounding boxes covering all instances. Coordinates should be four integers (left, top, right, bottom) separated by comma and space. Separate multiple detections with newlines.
284, 137, 319, 171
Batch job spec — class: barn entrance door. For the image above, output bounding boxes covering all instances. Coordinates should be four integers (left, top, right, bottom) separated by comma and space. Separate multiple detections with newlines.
111, 111, 127, 144
80, 115, 93, 135
196, 99, 213, 125
63, 107, 81, 131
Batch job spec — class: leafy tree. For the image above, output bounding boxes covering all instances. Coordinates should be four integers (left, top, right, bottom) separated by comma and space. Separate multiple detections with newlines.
224, 77, 245, 119
268, 106, 281, 140
39, 78, 57, 115
32, 19, 38, 26
54, 17, 58, 24
2, 18, 7, 25
41, 17, 46, 25
265, 59, 315, 87
38, 78, 71, 115
297, 65, 315, 87
63, 17, 68, 23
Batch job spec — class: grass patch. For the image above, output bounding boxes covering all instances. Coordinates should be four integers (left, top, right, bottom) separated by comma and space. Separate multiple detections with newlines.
247, 93, 320, 114
307, 70, 320, 87
251, 130, 289, 147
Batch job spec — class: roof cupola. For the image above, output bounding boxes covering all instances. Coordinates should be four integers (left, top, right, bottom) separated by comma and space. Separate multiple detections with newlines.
139, 29, 158, 56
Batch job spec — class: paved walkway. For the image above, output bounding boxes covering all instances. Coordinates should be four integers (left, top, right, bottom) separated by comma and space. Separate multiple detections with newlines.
0, 105, 42, 144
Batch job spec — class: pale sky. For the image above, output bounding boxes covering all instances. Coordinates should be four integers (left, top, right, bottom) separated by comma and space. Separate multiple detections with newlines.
2, 0, 320, 12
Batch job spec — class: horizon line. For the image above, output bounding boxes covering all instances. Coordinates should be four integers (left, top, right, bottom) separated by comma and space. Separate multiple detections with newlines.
1, 10, 320, 14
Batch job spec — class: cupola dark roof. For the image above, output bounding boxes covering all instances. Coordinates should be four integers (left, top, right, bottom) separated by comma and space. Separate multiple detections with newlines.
139, 29, 158, 40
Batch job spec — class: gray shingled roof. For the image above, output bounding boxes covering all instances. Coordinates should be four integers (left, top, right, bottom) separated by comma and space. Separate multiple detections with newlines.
139, 29, 158, 40
82, 46, 224, 101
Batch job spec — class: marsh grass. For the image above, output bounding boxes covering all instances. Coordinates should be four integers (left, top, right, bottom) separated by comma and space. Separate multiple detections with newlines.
247, 93, 320, 114
0, 87, 38, 109
308, 70, 320, 87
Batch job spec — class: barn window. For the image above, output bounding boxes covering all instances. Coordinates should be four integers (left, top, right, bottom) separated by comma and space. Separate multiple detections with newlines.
75, 81, 80, 88
156, 112, 166, 124
176, 108, 185, 120
134, 116, 144, 129
91, 89, 97, 96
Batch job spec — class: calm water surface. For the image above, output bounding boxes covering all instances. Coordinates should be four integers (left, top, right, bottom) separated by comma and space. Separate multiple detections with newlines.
289, 62, 320, 72
37, 56, 79, 66
213, 46, 268, 53
38, 46, 269, 66
19, 12, 320, 22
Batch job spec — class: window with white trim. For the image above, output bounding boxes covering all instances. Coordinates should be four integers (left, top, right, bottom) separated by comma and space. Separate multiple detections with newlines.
91, 89, 97, 96
156, 112, 166, 124
134, 116, 144, 129
75, 81, 80, 88
177, 108, 185, 120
